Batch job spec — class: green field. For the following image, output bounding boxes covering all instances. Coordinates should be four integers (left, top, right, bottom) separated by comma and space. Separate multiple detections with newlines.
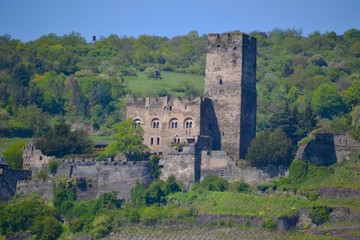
125, 71, 205, 97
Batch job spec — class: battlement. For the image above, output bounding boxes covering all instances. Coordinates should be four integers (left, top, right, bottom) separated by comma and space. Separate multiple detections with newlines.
208, 32, 256, 47
126, 96, 202, 110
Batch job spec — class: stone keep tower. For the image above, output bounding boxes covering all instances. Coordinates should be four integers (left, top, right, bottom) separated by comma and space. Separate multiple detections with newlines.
204, 33, 257, 159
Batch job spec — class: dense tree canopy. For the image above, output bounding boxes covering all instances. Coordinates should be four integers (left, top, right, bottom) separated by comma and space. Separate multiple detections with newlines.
35, 123, 93, 157
246, 128, 294, 167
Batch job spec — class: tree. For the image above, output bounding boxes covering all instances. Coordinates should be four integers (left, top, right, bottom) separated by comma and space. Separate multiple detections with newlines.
145, 179, 166, 205
131, 180, 146, 207
150, 155, 161, 179
3, 140, 26, 169
144, 66, 161, 79
15, 104, 50, 136
30, 216, 62, 240
246, 128, 293, 167
105, 119, 148, 160
164, 175, 182, 194
269, 103, 299, 144
36, 123, 93, 157
342, 80, 360, 109
312, 84, 347, 119
201, 175, 229, 192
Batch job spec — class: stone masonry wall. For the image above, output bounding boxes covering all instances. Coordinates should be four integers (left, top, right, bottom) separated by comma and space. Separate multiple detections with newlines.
204, 33, 257, 159
126, 96, 202, 155
200, 150, 288, 184
296, 133, 360, 165
16, 160, 152, 200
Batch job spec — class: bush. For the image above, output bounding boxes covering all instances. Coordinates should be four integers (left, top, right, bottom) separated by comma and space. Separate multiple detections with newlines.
131, 180, 146, 207
36, 170, 48, 181
36, 123, 93, 158
230, 180, 250, 193
305, 190, 319, 201
246, 128, 294, 167
288, 159, 308, 183
91, 214, 113, 239
201, 175, 229, 192
165, 175, 182, 194
150, 155, 161, 179
3, 140, 26, 170
309, 206, 332, 225
48, 159, 60, 174
262, 218, 277, 230
53, 180, 76, 208
30, 216, 62, 240
145, 179, 166, 205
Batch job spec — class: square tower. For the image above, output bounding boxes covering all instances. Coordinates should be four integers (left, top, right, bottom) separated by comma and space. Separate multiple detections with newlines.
204, 33, 257, 159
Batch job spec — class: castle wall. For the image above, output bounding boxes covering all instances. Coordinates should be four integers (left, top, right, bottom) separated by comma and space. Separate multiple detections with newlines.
0, 169, 31, 200
159, 154, 195, 190
296, 133, 360, 166
16, 160, 152, 201
126, 96, 202, 155
22, 143, 53, 173
200, 150, 288, 184
204, 33, 257, 159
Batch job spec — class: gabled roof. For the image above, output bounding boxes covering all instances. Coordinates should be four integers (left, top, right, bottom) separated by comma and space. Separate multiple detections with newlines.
0, 156, 9, 166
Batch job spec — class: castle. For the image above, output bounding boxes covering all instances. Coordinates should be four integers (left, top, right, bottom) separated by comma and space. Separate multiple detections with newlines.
126, 32, 257, 161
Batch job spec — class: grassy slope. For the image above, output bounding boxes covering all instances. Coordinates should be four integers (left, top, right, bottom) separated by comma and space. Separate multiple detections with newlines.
170, 154, 360, 218
0, 138, 30, 155
125, 71, 204, 97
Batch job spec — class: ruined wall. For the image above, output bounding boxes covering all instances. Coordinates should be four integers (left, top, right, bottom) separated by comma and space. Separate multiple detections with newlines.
22, 143, 53, 173
126, 96, 202, 155
296, 133, 360, 165
204, 33, 257, 159
16, 159, 152, 200
159, 154, 195, 190
334, 134, 360, 161
200, 150, 288, 184
0, 168, 31, 200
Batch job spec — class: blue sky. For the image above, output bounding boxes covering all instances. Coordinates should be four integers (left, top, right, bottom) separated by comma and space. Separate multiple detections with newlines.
1, 0, 360, 42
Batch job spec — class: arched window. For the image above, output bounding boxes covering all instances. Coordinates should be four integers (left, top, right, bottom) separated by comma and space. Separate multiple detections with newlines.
150, 137, 154, 146
169, 118, 179, 129
157, 137, 160, 145
133, 119, 142, 128
219, 79, 223, 85
151, 119, 160, 129
184, 118, 193, 129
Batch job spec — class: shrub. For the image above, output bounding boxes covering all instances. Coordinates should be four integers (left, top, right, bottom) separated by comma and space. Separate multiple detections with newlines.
150, 155, 161, 179
201, 175, 229, 192
165, 175, 182, 194
141, 205, 163, 226
3, 140, 26, 170
48, 159, 60, 174
145, 179, 166, 205
262, 218, 277, 230
30, 216, 62, 240
36, 169, 48, 181
246, 128, 293, 167
53, 180, 76, 208
309, 206, 332, 225
288, 159, 308, 183
305, 190, 319, 201
91, 214, 113, 239
232, 180, 250, 193
131, 180, 146, 207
